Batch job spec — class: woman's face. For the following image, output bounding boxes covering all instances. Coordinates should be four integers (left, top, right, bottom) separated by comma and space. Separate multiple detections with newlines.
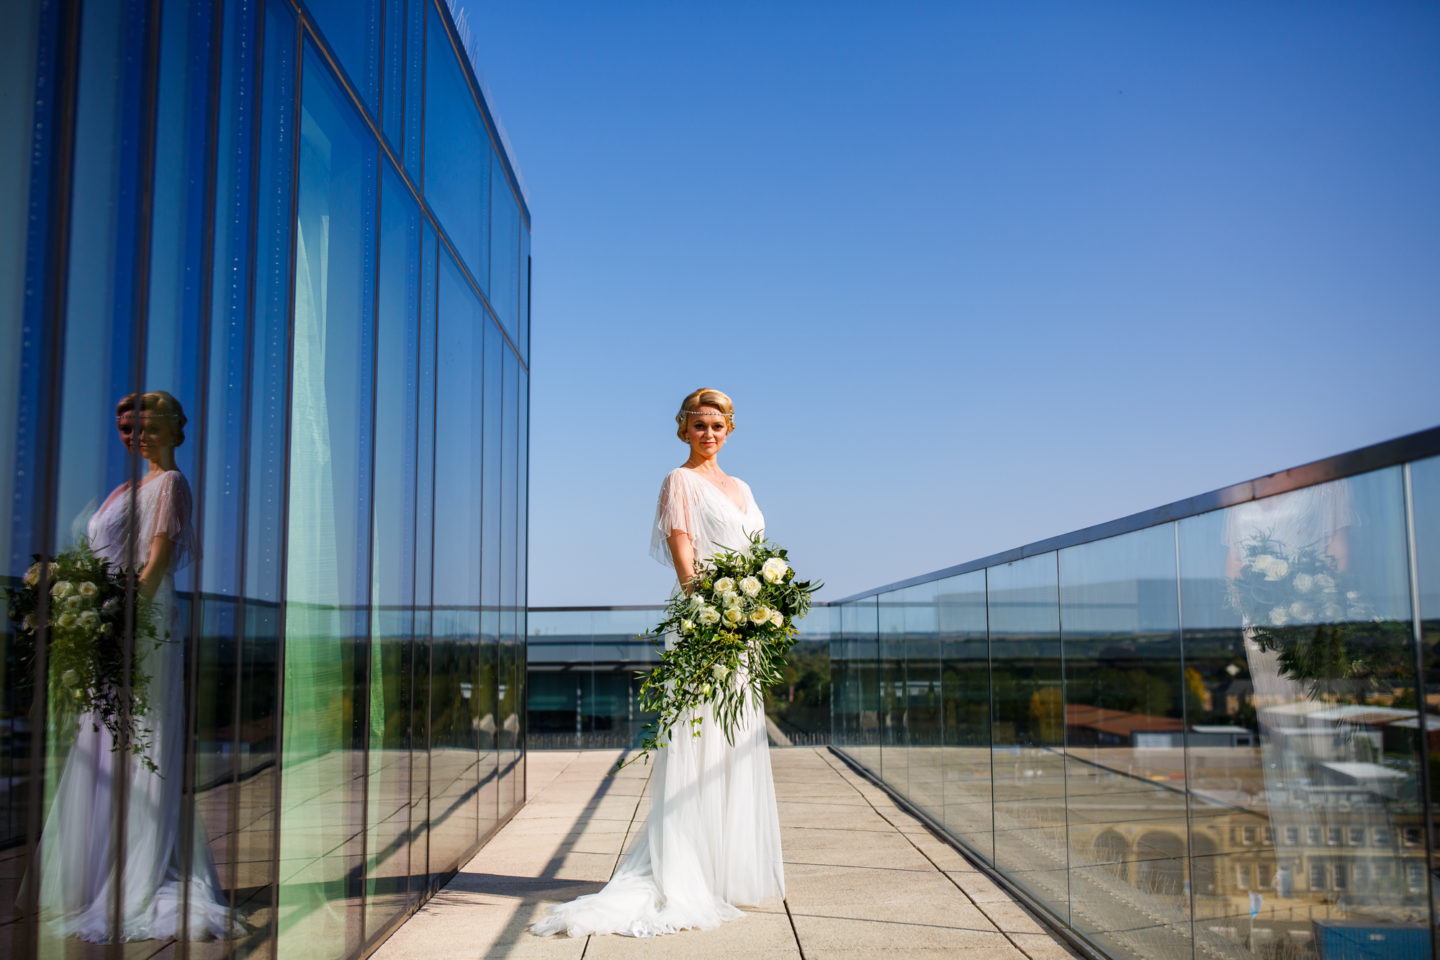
115, 411, 137, 455
685, 407, 728, 459
135, 414, 177, 463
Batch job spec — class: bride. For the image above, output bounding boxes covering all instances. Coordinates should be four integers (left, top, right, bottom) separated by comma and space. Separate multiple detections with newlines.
34, 391, 233, 942
532, 387, 785, 937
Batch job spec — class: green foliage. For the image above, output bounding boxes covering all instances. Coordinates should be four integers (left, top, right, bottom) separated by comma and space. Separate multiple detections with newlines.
4, 539, 164, 772
613, 533, 821, 773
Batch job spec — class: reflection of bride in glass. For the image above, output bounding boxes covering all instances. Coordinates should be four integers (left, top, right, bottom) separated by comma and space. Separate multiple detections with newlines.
35, 391, 233, 942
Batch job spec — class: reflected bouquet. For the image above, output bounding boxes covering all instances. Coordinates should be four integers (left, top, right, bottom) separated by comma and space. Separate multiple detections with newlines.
5, 539, 163, 770
615, 533, 820, 772
1227, 534, 1407, 700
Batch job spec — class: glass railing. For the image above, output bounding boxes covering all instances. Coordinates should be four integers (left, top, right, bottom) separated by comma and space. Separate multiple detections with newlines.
829, 428, 1440, 960
527, 605, 833, 748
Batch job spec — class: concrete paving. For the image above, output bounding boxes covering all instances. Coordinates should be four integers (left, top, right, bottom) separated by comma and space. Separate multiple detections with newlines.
372, 747, 1083, 960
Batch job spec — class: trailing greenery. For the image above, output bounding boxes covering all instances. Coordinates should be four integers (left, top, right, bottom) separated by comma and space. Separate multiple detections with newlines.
614, 533, 820, 773
1228, 533, 1409, 701
5, 539, 164, 771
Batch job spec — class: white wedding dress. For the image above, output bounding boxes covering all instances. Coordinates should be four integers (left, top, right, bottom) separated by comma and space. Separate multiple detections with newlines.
34, 470, 234, 942
531, 467, 786, 937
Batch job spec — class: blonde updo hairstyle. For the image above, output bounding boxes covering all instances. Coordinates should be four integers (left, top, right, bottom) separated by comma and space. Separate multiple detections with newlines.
116, 390, 188, 447
674, 387, 736, 442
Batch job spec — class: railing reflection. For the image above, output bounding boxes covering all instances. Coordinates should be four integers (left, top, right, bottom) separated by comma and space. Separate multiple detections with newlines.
830, 430, 1440, 960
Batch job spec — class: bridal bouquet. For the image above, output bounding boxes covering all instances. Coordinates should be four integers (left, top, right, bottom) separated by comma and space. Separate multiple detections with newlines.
615, 533, 821, 773
1227, 533, 1408, 700
5, 539, 163, 770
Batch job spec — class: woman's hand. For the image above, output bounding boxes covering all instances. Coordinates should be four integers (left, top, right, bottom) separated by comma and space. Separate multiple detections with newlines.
668, 530, 697, 594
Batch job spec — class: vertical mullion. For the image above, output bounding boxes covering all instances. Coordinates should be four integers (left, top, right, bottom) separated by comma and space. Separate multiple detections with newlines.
985, 568, 995, 865
1054, 552, 1070, 926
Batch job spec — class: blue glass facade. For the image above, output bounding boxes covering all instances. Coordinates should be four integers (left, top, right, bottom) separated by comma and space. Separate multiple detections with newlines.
0, 1, 529, 957
831, 433, 1440, 960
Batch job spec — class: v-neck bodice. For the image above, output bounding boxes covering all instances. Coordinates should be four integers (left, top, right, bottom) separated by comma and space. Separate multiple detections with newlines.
650, 466, 765, 569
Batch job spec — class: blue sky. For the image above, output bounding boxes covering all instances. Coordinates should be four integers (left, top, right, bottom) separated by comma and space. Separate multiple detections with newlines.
463, 1, 1440, 605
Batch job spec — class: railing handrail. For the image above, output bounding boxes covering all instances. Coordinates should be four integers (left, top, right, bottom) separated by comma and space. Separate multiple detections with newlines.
828, 424, 1440, 605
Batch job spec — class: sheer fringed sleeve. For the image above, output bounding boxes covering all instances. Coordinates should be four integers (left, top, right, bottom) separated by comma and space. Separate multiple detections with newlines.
146, 471, 197, 572
650, 470, 694, 567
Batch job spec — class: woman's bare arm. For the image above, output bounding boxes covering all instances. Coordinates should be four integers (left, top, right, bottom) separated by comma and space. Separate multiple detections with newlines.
668, 530, 697, 593
137, 535, 176, 601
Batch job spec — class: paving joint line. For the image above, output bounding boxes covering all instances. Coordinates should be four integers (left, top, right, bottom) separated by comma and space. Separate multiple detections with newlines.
815, 748, 1048, 960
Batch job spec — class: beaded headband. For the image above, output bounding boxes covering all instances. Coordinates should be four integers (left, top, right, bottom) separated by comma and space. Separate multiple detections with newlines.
681, 409, 732, 417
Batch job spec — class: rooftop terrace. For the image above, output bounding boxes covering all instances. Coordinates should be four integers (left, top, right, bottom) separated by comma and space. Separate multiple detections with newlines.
373, 747, 1081, 960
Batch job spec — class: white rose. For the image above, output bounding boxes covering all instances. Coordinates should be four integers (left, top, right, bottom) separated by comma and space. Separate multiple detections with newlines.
1248, 555, 1275, 575
712, 663, 730, 682
78, 610, 100, 630
769, 610, 784, 628
1292, 573, 1314, 594
65, 594, 84, 610
714, 577, 735, 594
78, 580, 99, 599
724, 607, 744, 625
23, 563, 42, 587
681, 619, 694, 633
761, 557, 789, 583
723, 592, 744, 609
740, 576, 762, 597
700, 683, 712, 697
1289, 601, 1314, 622
50, 580, 74, 598
1265, 559, 1289, 581
1268, 607, 1290, 627
699, 607, 720, 626
688, 593, 706, 610
57, 612, 77, 629
749, 606, 772, 625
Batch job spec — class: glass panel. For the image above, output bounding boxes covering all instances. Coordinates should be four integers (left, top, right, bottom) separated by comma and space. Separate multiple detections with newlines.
410, 223, 438, 898
514, 366, 527, 800
38, 0, 150, 950
1060, 526, 1191, 960
496, 347, 518, 816
428, 252, 481, 876
844, 598, 880, 773
937, 569, 992, 863
304, 0, 381, 115
380, 0, 404, 149
518, 225, 530, 362
0, 2, 52, 952
277, 42, 378, 960
526, 611, 592, 749
487, 157, 518, 342
364, 161, 421, 937
478, 322, 502, 836
422, 4, 488, 293
400, 0, 424, 181
905, 582, 941, 818
1178, 470, 1421, 958
877, 588, 907, 797
230, 2, 296, 950
989, 552, 1068, 919
1411, 456, 1440, 958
